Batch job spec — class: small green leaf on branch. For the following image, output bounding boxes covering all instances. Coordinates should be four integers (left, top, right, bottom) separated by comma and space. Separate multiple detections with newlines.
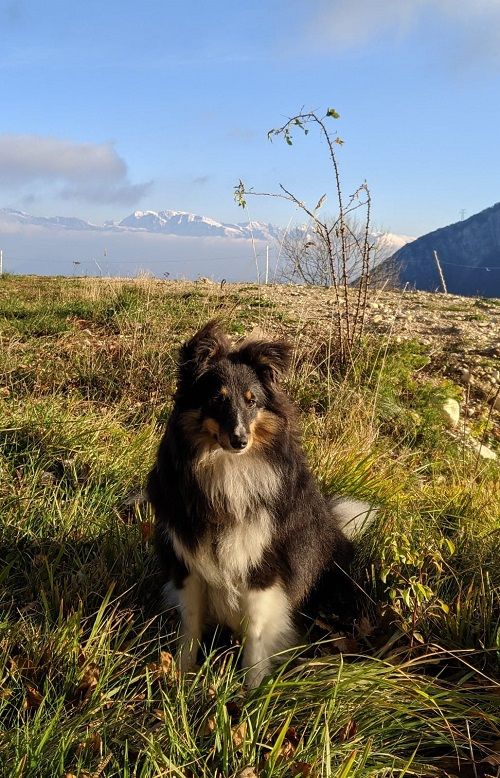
234, 180, 247, 209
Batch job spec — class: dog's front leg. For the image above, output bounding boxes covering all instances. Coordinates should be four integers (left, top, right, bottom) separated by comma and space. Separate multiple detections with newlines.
242, 584, 297, 688
177, 573, 205, 673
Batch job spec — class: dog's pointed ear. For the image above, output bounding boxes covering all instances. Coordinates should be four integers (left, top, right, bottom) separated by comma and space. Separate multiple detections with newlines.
234, 339, 292, 385
178, 320, 230, 383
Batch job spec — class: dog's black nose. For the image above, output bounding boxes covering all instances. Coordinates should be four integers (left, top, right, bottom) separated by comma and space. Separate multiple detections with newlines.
230, 433, 248, 450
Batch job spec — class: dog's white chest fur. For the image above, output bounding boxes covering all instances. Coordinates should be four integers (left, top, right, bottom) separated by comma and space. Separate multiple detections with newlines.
194, 447, 280, 519
171, 450, 279, 619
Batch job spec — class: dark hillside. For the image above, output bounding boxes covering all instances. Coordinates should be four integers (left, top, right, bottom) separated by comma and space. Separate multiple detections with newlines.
377, 201, 500, 296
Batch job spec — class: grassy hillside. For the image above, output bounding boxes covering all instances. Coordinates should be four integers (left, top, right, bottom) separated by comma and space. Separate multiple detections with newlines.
0, 275, 499, 778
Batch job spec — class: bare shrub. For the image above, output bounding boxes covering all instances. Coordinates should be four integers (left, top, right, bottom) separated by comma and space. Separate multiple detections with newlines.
235, 108, 372, 367
278, 217, 376, 288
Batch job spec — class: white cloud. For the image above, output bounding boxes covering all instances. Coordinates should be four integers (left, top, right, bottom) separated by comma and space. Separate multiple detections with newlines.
308, 0, 500, 60
308, 0, 420, 47
0, 134, 151, 204
0, 134, 125, 184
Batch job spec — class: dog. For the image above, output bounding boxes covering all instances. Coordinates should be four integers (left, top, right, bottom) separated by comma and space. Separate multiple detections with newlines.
147, 321, 374, 687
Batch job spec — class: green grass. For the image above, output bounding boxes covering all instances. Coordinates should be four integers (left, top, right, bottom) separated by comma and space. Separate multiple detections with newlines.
475, 297, 500, 309
0, 276, 499, 777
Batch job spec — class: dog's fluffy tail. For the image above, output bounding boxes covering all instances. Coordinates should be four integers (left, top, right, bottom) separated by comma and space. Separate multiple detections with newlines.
330, 497, 377, 539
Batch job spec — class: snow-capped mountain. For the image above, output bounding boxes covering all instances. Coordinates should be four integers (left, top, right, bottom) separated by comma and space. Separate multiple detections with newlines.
0, 207, 280, 241
0, 207, 98, 231
0, 208, 413, 255
370, 230, 415, 259
287, 223, 414, 262
0, 206, 282, 280
117, 209, 279, 241
0, 205, 415, 281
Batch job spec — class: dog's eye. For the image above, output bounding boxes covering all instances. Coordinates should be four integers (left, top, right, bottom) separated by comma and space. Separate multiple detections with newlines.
245, 396, 257, 408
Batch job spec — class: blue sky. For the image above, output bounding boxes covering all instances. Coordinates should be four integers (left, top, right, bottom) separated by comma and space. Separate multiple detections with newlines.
1, 0, 500, 237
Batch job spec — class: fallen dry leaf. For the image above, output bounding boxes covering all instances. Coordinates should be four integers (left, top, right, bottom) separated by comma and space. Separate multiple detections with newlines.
333, 635, 360, 653
278, 738, 297, 760
356, 616, 376, 639
75, 730, 102, 756
146, 660, 159, 678
338, 719, 358, 743
481, 752, 500, 766
77, 663, 100, 698
159, 650, 173, 673
140, 522, 155, 542
87, 731, 103, 755
24, 685, 43, 710
79, 663, 100, 686
313, 617, 334, 631
203, 716, 217, 736
146, 651, 175, 682
236, 768, 259, 778
10, 656, 37, 679
232, 721, 248, 748
292, 763, 313, 777
311, 626, 360, 653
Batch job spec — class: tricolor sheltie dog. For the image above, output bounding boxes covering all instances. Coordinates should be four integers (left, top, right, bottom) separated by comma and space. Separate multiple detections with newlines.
147, 321, 374, 687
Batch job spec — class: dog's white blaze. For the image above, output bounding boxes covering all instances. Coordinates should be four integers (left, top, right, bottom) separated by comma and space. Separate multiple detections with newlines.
235, 412, 246, 440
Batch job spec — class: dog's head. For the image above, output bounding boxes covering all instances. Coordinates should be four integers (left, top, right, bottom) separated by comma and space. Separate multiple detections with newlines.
175, 320, 291, 453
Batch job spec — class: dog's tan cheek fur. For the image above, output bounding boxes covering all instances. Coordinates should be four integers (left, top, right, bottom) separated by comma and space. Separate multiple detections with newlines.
202, 417, 220, 438
179, 409, 203, 439
187, 412, 281, 453
180, 412, 220, 449
250, 409, 282, 449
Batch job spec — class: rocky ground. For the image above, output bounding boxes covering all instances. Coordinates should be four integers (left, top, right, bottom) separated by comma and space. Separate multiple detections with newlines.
197, 279, 500, 456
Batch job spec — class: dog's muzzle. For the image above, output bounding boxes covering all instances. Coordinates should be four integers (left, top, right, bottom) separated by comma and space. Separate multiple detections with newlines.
229, 431, 248, 450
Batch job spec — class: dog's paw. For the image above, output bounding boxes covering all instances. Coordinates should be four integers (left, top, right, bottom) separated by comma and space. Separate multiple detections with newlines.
244, 663, 270, 689
177, 640, 200, 675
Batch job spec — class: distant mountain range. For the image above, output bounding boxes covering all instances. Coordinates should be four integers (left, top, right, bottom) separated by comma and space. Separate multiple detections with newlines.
0, 207, 412, 251
115, 209, 281, 241
3, 203, 498, 296
380, 202, 500, 297
0, 207, 280, 242
0, 206, 413, 279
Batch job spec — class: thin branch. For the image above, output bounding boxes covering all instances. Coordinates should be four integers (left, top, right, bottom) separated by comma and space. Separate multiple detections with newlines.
235, 108, 372, 368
